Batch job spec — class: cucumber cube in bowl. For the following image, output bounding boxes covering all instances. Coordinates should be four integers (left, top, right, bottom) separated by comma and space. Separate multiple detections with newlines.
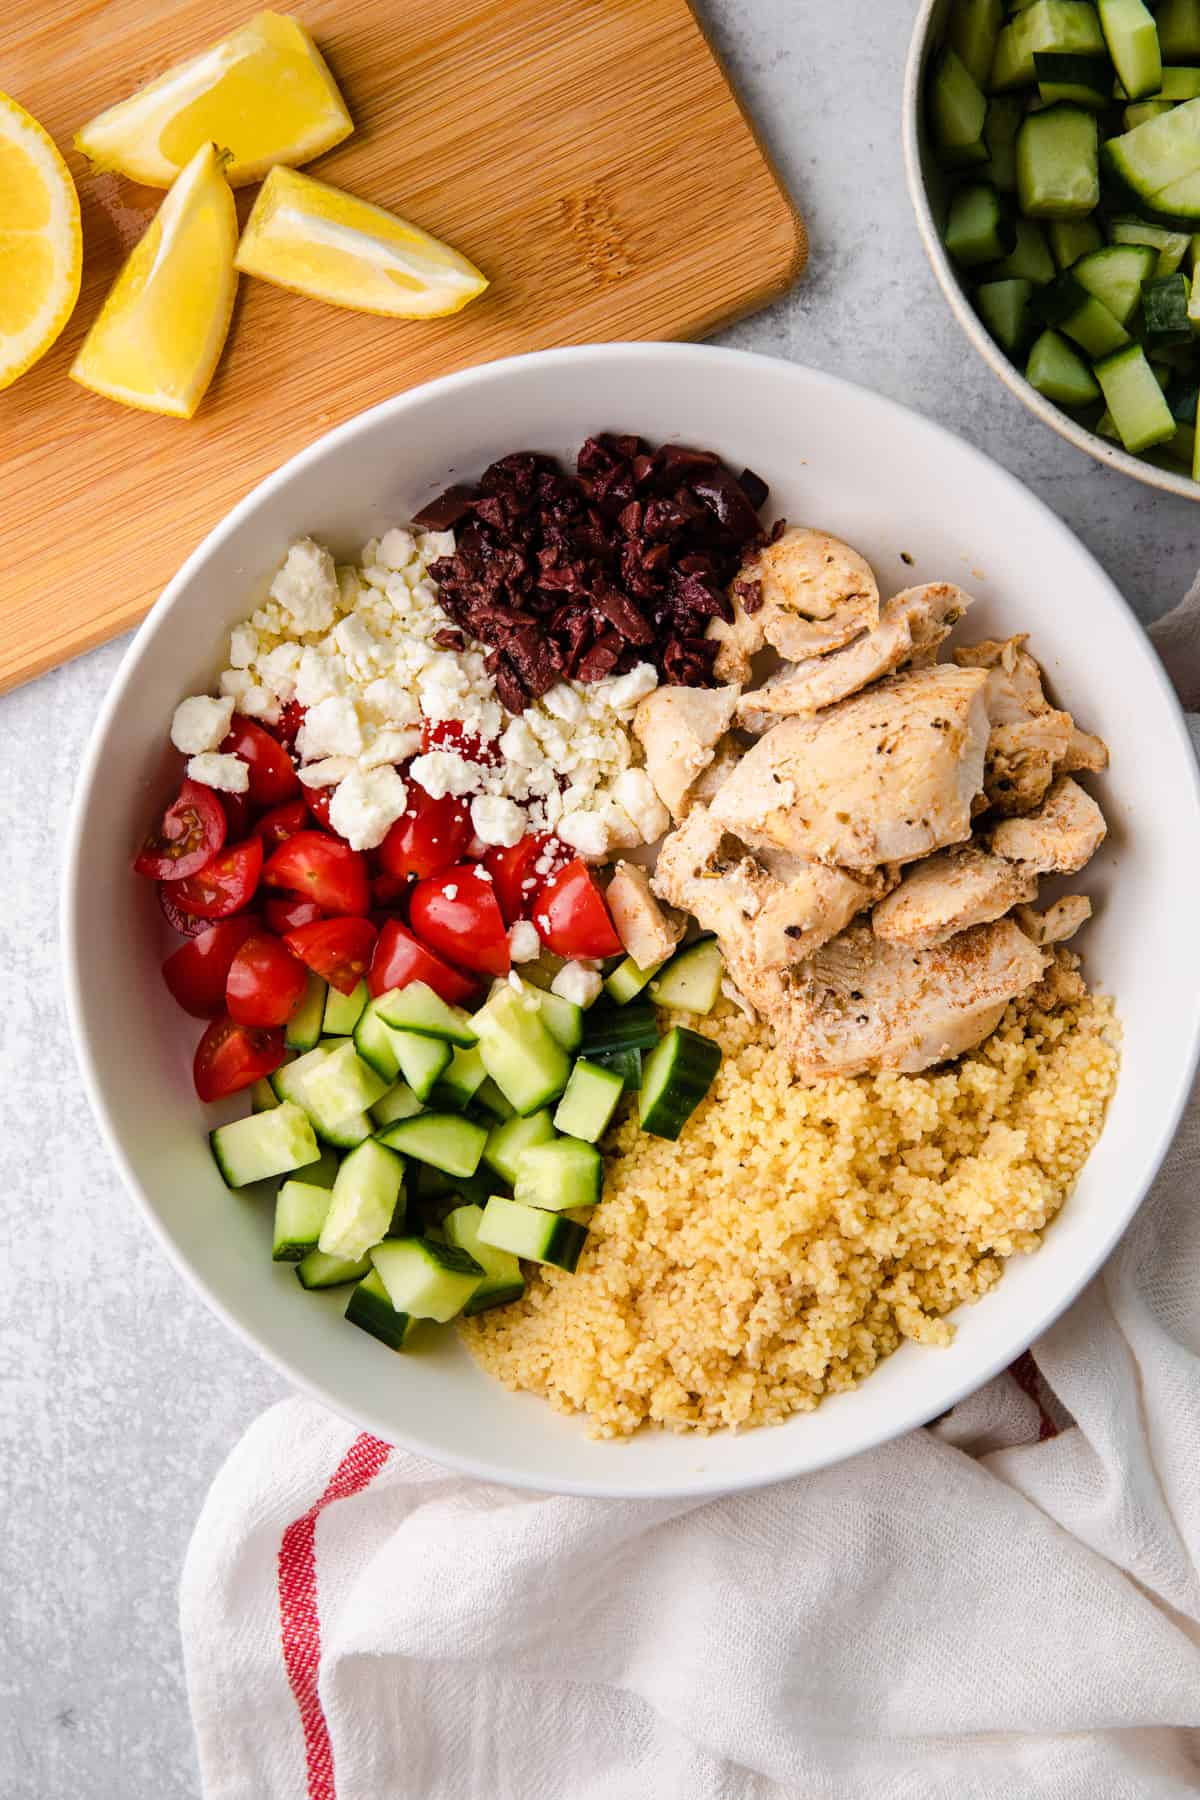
948, 0, 1005, 88
1034, 51, 1112, 109
1048, 216, 1103, 269
987, 217, 1056, 286
513, 1139, 603, 1213
345, 1267, 418, 1351
1094, 343, 1178, 450
210, 1101, 320, 1189
1098, 0, 1162, 101
1142, 271, 1193, 345
1026, 328, 1103, 406
930, 46, 988, 167
444, 1203, 525, 1314
478, 1195, 589, 1273
272, 1180, 334, 1262
977, 276, 1034, 354
318, 1138, 405, 1262
1073, 243, 1157, 323
370, 1238, 483, 1322
945, 183, 1016, 266
1034, 273, 1130, 357
1017, 106, 1100, 217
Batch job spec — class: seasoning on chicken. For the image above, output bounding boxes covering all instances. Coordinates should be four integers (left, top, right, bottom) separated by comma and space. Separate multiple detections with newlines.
709, 527, 881, 680
710, 664, 990, 871
955, 635, 1109, 817
604, 861, 683, 971
1014, 895, 1092, 946
871, 844, 1038, 950
633, 684, 741, 818
988, 776, 1106, 873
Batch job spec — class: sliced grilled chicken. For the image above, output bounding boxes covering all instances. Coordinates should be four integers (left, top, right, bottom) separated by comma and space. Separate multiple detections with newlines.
737, 582, 972, 729
685, 734, 741, 812
1014, 895, 1092, 947
989, 776, 1106, 874
605, 862, 684, 970
955, 634, 1109, 816
709, 527, 881, 679
871, 844, 1037, 949
633, 684, 741, 818
710, 664, 990, 871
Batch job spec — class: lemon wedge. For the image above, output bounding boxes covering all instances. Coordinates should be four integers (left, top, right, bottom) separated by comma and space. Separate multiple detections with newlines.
235, 165, 489, 318
0, 92, 82, 391
70, 142, 236, 417
74, 11, 352, 190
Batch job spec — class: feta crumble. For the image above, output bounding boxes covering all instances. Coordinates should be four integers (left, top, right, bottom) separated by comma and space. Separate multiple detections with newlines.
186, 751, 247, 793
171, 695, 235, 755
328, 767, 408, 851
551, 963, 603, 1008
508, 920, 542, 963
470, 794, 525, 848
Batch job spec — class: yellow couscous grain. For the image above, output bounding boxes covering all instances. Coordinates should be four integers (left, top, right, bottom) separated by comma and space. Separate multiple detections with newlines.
462, 993, 1120, 1437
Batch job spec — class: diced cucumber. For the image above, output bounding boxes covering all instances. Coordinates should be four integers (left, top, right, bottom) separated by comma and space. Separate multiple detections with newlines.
984, 95, 1023, 190
474, 984, 570, 1116
1142, 270, 1193, 341
1110, 216, 1192, 273
553, 1059, 624, 1143
1165, 371, 1200, 421
272, 1180, 333, 1262
304, 1040, 388, 1121
295, 1248, 371, 1290
443, 1204, 525, 1314
285, 972, 327, 1052
316, 1111, 373, 1151
210, 1101, 320, 1189
318, 1138, 405, 1262
1017, 105, 1099, 215
431, 1044, 488, 1112
949, 0, 1005, 88
478, 1195, 589, 1273
1048, 215, 1104, 268
638, 1027, 721, 1142
580, 1002, 659, 1056
322, 980, 367, 1036
1126, 99, 1176, 129
1034, 52, 1112, 107
1094, 343, 1178, 448
345, 1267, 417, 1351
374, 981, 477, 1047
370, 1081, 423, 1128
648, 937, 725, 1015
390, 1029, 453, 1101
1161, 68, 1200, 102
1073, 242, 1158, 321
930, 46, 988, 167
370, 1237, 483, 1322
1142, 164, 1200, 219
945, 182, 1016, 265
1152, 418, 1197, 463
251, 1076, 280, 1114
1157, 0, 1200, 65
1098, 0, 1162, 102
1034, 273, 1131, 354
991, 17, 1036, 91
591, 1045, 643, 1091
354, 1000, 402, 1081
482, 1108, 557, 1187
375, 1111, 488, 1179
987, 216, 1056, 284
1027, 327, 1104, 403
604, 954, 661, 1004
514, 1138, 603, 1213
534, 987, 585, 1051
271, 1043, 330, 1103
475, 1076, 516, 1121
979, 278, 1035, 354
993, 0, 1107, 88
1103, 96, 1200, 201
303, 1145, 341, 1189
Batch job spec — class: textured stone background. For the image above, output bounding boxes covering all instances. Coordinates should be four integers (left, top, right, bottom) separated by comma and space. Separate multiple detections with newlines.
2, 3, 1194, 1794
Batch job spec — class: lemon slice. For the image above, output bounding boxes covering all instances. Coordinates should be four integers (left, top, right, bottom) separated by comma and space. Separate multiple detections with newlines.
0, 92, 82, 391
235, 165, 489, 318
74, 11, 352, 190
70, 142, 236, 417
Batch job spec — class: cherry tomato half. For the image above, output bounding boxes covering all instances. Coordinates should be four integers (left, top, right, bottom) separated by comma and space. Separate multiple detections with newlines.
370, 871, 410, 913
221, 789, 253, 840
265, 895, 324, 935
284, 917, 378, 996
368, 919, 478, 1005
272, 700, 307, 749
220, 716, 299, 807
134, 779, 226, 881
159, 882, 209, 937
255, 798, 311, 852
483, 833, 567, 925
409, 864, 510, 979
194, 1014, 286, 1103
304, 787, 349, 842
171, 836, 264, 921
226, 933, 310, 1027
420, 718, 501, 765
378, 785, 472, 884
533, 857, 622, 958
162, 914, 260, 1018
262, 831, 369, 916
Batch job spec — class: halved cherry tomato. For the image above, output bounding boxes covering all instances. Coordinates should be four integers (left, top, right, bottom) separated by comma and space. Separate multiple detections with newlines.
262, 831, 369, 916
483, 833, 567, 925
255, 798, 311, 852
220, 716, 299, 807
226, 933, 310, 1027
272, 700, 307, 749
368, 919, 478, 1004
134, 779, 226, 881
171, 836, 263, 920
266, 895, 324, 935
194, 1014, 286, 1102
159, 883, 208, 937
409, 864, 510, 978
378, 785, 472, 883
221, 789, 253, 840
162, 915, 260, 1018
303, 787, 349, 842
533, 857, 622, 958
370, 871, 410, 912
284, 917, 378, 996
420, 718, 501, 765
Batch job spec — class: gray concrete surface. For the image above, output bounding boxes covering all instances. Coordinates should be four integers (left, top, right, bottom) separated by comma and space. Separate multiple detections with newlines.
2, 2, 1195, 1794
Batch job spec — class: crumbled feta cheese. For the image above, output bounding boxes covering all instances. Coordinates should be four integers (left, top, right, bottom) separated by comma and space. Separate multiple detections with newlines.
298, 696, 363, 760
551, 962, 603, 1008
295, 648, 344, 706
328, 766, 408, 850
359, 727, 422, 770
442, 884, 458, 901
409, 749, 482, 800
219, 669, 254, 705
269, 538, 339, 634
363, 675, 421, 725
238, 684, 282, 724
375, 528, 418, 571
610, 767, 670, 844
422, 530, 456, 561
598, 662, 659, 711
557, 810, 610, 860
297, 757, 356, 788
333, 613, 378, 671
599, 801, 641, 851
186, 751, 248, 792
542, 682, 584, 723
257, 643, 303, 702
498, 716, 539, 766
171, 695, 235, 755
470, 794, 525, 847
228, 624, 258, 669
508, 920, 542, 963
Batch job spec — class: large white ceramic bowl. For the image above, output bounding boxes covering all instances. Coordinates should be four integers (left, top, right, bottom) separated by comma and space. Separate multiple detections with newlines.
904, 0, 1200, 502
64, 343, 1200, 1497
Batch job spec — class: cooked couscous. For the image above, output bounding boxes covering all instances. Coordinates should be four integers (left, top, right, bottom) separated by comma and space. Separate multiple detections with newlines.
462, 991, 1120, 1437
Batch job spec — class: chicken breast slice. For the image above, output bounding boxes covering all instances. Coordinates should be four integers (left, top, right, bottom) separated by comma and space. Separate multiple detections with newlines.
737, 582, 973, 729
871, 844, 1038, 950
684, 734, 741, 812
1013, 895, 1092, 947
605, 861, 684, 970
955, 635, 1109, 815
988, 776, 1106, 874
633, 685, 741, 818
771, 919, 1049, 1080
708, 527, 881, 679
710, 664, 990, 871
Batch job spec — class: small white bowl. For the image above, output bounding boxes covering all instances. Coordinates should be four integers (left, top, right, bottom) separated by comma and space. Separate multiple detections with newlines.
64, 343, 1200, 1497
904, 0, 1200, 502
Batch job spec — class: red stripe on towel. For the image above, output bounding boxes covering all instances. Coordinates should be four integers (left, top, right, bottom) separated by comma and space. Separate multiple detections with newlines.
278, 1433, 391, 1799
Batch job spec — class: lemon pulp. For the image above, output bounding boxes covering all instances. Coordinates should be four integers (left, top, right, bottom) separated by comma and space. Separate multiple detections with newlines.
0, 92, 82, 389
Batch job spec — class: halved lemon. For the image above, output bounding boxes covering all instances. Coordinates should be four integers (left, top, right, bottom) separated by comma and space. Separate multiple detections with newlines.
0, 92, 82, 391
235, 165, 489, 318
74, 11, 352, 190
70, 141, 236, 418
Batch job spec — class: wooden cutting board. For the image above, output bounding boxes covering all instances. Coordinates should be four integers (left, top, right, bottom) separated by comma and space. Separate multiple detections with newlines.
1, 0, 804, 692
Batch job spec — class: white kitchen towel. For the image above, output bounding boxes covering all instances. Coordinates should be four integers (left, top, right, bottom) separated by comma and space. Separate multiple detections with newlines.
182, 602, 1200, 1800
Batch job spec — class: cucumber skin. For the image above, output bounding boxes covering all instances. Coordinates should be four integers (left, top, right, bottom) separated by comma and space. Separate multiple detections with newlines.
638, 1028, 722, 1142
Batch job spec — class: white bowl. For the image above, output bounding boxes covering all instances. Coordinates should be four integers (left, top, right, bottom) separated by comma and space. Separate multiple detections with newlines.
64, 343, 1200, 1497
904, 0, 1200, 502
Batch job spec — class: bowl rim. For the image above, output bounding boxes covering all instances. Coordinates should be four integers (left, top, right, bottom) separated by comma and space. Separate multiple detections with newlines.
61, 341, 1200, 1496
902, 0, 1200, 505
